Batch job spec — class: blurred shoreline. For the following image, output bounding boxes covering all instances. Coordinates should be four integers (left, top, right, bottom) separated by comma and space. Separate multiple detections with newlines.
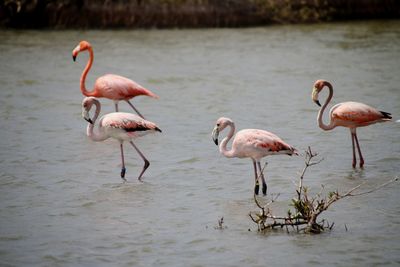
1, 0, 399, 29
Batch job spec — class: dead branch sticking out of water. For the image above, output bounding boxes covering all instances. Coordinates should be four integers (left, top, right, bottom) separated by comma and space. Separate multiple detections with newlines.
214, 217, 227, 230
249, 147, 399, 234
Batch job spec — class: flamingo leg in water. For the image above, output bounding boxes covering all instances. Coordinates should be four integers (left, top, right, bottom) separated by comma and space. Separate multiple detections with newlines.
257, 161, 267, 195
115, 102, 119, 112
126, 100, 145, 119
354, 131, 364, 168
120, 142, 127, 181
129, 141, 149, 181
351, 131, 357, 168
253, 160, 259, 195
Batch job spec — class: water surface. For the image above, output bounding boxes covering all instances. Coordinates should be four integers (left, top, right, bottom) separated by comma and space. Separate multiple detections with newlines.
0, 21, 399, 266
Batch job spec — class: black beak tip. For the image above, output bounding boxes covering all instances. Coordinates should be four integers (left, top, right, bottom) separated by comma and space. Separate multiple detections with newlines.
314, 100, 321, 107
213, 139, 218, 146
84, 117, 93, 124
72, 55, 76, 62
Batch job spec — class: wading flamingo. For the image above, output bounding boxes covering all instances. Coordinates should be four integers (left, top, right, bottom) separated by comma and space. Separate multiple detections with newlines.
211, 117, 297, 195
82, 97, 161, 181
73, 40, 158, 118
311, 79, 392, 168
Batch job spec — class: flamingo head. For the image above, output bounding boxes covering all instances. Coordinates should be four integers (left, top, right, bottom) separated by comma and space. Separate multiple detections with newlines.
72, 40, 91, 61
82, 97, 96, 124
312, 79, 329, 107
212, 117, 233, 145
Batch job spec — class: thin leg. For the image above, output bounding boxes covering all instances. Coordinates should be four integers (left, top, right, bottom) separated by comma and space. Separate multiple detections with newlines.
253, 160, 259, 195
120, 142, 127, 181
115, 102, 119, 112
257, 161, 267, 195
354, 131, 364, 168
351, 131, 357, 168
129, 141, 149, 181
126, 100, 145, 119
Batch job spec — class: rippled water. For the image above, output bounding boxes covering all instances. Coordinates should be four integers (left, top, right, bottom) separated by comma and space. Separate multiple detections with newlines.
0, 20, 399, 266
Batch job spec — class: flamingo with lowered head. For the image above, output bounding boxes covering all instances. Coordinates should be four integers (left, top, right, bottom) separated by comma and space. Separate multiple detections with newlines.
312, 79, 392, 168
73, 40, 158, 118
212, 117, 297, 195
82, 97, 161, 181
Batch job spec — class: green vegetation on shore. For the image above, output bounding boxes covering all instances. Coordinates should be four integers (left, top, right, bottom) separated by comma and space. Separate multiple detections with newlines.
1, 0, 399, 28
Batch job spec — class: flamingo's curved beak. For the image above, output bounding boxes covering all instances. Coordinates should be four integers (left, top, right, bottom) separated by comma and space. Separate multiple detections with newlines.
312, 87, 321, 107
72, 44, 80, 62
212, 126, 219, 146
82, 110, 93, 124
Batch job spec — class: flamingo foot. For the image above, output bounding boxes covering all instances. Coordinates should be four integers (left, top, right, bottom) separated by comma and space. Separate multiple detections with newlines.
262, 182, 267, 196
121, 167, 127, 180
359, 160, 364, 168
254, 180, 260, 195
137, 160, 150, 182
352, 161, 356, 169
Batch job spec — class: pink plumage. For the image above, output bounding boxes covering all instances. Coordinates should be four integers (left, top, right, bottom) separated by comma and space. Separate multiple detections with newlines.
73, 40, 158, 118
82, 97, 161, 181
332, 101, 390, 126
102, 113, 161, 135
212, 117, 297, 195
96, 74, 158, 101
312, 79, 392, 168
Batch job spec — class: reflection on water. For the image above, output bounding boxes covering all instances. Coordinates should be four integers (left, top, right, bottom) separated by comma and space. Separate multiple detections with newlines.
345, 169, 366, 180
0, 20, 399, 266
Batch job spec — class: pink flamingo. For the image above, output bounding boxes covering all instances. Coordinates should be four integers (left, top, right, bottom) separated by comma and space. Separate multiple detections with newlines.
82, 97, 161, 181
312, 79, 392, 168
72, 40, 158, 118
212, 117, 297, 195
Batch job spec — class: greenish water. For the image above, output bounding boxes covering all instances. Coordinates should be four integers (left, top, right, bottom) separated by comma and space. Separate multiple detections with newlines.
0, 20, 399, 266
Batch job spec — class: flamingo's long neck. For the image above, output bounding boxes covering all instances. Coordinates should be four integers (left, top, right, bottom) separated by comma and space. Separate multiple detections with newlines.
318, 82, 336, 131
80, 47, 97, 97
87, 100, 108, 142
219, 122, 236, 158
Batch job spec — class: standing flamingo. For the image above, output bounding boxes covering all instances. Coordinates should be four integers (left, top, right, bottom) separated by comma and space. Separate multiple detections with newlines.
311, 79, 392, 168
211, 117, 297, 195
82, 97, 161, 181
72, 40, 158, 117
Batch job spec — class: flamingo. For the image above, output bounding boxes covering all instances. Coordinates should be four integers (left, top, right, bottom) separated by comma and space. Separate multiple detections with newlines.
72, 40, 158, 118
82, 97, 161, 181
211, 117, 297, 195
311, 79, 392, 168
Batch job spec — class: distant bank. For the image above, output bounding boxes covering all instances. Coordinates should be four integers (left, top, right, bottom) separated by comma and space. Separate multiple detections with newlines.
1, 0, 399, 29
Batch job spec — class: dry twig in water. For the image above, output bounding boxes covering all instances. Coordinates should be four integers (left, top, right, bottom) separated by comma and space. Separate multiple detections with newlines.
214, 217, 227, 230
249, 146, 398, 233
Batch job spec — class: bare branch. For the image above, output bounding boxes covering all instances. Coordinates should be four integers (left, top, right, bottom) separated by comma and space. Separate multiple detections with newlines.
345, 177, 398, 197
297, 147, 322, 201
308, 158, 324, 166
253, 193, 264, 210
249, 146, 399, 234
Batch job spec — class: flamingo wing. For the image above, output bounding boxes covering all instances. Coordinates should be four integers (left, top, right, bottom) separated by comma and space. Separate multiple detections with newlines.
332, 101, 392, 126
102, 113, 161, 133
95, 74, 158, 100
235, 129, 296, 158
255, 131, 296, 153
